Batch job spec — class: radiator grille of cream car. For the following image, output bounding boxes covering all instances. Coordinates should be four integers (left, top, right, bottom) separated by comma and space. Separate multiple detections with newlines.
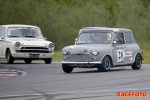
19, 46, 49, 53
68, 54, 93, 62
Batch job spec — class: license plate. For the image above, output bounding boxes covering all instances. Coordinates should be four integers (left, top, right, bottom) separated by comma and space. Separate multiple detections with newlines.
29, 54, 40, 58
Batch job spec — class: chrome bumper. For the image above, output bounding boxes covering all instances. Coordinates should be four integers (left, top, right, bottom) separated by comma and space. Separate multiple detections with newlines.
61, 61, 102, 64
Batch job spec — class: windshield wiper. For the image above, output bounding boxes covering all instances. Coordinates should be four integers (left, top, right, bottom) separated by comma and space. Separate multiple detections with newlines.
77, 42, 94, 45
24, 36, 35, 38
77, 42, 87, 44
9, 36, 20, 37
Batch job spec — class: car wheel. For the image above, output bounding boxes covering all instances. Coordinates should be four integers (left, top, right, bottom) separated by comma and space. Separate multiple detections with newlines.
44, 58, 52, 64
62, 64, 73, 73
24, 59, 32, 64
6, 49, 14, 64
132, 54, 142, 70
97, 56, 111, 72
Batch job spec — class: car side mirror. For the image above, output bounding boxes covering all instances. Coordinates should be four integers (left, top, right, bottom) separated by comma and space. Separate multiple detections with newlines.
0, 38, 4, 41
75, 38, 77, 44
112, 41, 116, 46
44, 37, 47, 40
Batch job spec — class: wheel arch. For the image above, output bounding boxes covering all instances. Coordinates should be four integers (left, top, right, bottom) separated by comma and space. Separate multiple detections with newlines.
133, 53, 142, 63
102, 55, 113, 67
5, 47, 10, 58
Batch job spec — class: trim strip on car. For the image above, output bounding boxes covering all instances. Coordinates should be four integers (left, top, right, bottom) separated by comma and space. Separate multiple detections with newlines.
61, 61, 101, 64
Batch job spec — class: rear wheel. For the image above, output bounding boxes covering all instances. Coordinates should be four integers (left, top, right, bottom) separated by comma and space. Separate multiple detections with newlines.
97, 56, 111, 72
24, 59, 32, 64
44, 58, 52, 64
132, 54, 142, 70
62, 64, 73, 73
6, 49, 14, 64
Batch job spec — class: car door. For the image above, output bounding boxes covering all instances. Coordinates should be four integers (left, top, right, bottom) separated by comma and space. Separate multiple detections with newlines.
124, 31, 137, 64
112, 32, 129, 65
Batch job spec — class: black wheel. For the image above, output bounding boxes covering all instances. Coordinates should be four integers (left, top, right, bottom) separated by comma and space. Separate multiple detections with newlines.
62, 64, 73, 73
97, 56, 111, 72
24, 59, 32, 64
44, 58, 52, 64
132, 54, 142, 70
6, 49, 14, 64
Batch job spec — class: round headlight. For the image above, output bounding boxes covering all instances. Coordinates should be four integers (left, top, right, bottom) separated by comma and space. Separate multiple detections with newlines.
91, 49, 99, 56
49, 43, 55, 49
62, 48, 69, 55
15, 42, 21, 49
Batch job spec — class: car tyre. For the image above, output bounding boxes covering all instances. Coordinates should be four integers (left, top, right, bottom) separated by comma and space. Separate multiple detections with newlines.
62, 64, 73, 73
24, 59, 32, 64
97, 56, 111, 72
6, 49, 14, 64
132, 54, 142, 70
44, 58, 52, 64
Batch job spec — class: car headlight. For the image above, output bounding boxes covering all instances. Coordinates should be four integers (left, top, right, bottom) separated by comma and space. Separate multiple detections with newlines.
91, 49, 99, 56
14, 42, 21, 49
48, 43, 55, 49
62, 48, 69, 55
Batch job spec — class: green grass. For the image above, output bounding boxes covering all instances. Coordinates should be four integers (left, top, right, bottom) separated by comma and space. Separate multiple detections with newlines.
52, 51, 62, 62
142, 49, 150, 64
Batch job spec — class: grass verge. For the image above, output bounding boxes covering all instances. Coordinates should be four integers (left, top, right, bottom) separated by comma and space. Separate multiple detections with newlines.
52, 51, 62, 62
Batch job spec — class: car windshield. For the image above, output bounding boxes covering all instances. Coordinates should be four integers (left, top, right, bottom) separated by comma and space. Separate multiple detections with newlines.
77, 32, 112, 44
7, 27, 43, 38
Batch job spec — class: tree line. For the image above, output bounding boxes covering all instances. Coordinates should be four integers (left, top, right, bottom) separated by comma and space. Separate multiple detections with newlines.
0, 0, 150, 50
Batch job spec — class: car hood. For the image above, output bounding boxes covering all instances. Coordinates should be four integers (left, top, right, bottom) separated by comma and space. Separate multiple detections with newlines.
64, 44, 110, 53
6, 38, 52, 46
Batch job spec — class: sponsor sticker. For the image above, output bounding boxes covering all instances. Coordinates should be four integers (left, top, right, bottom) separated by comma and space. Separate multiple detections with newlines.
124, 51, 132, 57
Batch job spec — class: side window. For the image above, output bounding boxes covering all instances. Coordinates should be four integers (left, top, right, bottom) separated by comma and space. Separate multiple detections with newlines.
130, 32, 136, 43
115, 33, 125, 44
124, 32, 136, 44
124, 32, 130, 44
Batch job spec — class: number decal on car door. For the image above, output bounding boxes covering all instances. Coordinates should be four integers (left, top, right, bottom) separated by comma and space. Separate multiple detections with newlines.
117, 50, 124, 62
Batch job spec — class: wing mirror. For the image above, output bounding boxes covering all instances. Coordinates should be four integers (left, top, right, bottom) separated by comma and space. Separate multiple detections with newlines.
112, 41, 116, 46
75, 38, 77, 45
0, 38, 4, 41
44, 37, 47, 40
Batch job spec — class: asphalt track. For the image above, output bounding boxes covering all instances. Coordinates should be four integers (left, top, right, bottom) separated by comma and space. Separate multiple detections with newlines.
0, 61, 150, 100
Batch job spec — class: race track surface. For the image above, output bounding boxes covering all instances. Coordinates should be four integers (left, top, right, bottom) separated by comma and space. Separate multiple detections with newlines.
0, 61, 149, 100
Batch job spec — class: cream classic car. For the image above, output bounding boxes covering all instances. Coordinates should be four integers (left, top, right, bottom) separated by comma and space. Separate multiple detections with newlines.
0, 24, 54, 64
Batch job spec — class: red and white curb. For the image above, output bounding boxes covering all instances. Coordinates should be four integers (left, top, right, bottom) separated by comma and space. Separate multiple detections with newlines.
0, 69, 20, 78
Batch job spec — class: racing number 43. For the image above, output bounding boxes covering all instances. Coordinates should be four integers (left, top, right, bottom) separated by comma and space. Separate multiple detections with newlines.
117, 50, 124, 62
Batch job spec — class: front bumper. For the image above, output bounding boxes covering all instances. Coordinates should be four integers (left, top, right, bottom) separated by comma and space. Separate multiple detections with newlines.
11, 52, 54, 58
61, 61, 102, 67
61, 61, 101, 64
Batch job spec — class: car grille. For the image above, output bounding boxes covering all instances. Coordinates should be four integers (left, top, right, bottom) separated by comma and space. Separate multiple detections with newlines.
68, 54, 93, 62
19, 46, 49, 53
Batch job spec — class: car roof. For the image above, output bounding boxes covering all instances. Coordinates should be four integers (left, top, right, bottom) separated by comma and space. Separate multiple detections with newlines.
0, 24, 39, 28
80, 27, 132, 33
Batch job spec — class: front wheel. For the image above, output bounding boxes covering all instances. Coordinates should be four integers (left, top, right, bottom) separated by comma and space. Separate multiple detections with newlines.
44, 58, 52, 64
6, 49, 14, 64
97, 56, 111, 72
132, 54, 142, 70
62, 64, 73, 73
